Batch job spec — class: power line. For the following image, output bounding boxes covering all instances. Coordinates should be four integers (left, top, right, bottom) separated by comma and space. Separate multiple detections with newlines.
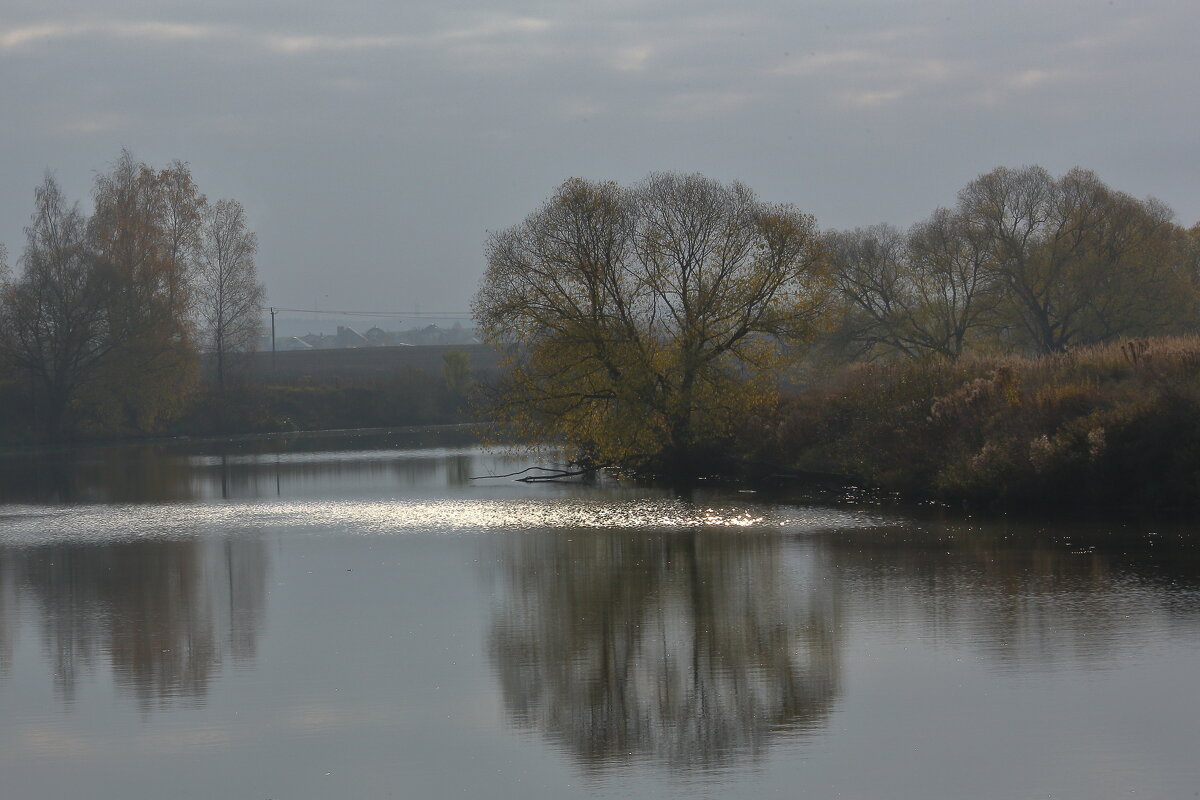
262, 306, 473, 319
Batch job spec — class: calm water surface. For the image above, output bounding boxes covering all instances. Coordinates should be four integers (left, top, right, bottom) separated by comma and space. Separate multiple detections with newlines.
1, 431, 1198, 799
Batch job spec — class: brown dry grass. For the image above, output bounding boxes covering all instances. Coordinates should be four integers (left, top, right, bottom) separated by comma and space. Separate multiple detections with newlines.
750, 336, 1200, 508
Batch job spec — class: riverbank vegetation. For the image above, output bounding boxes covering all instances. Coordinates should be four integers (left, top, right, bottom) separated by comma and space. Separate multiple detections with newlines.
746, 336, 1200, 508
5, 158, 1198, 509
477, 167, 1200, 504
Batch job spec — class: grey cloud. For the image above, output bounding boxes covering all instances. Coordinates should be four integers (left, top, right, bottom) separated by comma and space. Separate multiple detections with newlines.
0, 0, 1196, 316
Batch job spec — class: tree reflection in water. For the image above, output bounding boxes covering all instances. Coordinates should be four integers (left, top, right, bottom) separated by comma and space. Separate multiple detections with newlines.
9, 537, 267, 708
0, 551, 15, 678
0, 446, 198, 505
819, 518, 1200, 670
488, 529, 841, 772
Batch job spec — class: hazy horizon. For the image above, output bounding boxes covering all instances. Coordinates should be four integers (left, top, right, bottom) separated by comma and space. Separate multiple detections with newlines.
2, 0, 1197, 315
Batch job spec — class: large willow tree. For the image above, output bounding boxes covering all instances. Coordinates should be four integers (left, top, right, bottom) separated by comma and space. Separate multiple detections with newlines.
473, 173, 829, 475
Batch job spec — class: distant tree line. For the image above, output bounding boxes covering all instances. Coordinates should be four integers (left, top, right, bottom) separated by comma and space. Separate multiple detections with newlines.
822, 165, 1200, 361
0, 150, 264, 441
764, 167, 1200, 507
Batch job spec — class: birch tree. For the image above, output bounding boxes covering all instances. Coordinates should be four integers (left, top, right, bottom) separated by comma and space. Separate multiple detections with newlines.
197, 198, 263, 392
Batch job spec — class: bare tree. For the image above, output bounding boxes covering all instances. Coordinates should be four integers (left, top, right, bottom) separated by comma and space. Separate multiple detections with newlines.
474, 173, 829, 474
197, 199, 263, 392
825, 224, 916, 359
825, 218, 997, 361
956, 165, 1196, 351
904, 207, 998, 357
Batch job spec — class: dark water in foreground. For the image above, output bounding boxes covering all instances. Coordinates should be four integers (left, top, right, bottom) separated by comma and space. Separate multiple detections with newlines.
1, 431, 1198, 799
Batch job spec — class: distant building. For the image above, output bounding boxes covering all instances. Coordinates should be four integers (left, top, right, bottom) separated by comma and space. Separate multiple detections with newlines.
365, 326, 395, 347
336, 326, 369, 348
276, 324, 476, 352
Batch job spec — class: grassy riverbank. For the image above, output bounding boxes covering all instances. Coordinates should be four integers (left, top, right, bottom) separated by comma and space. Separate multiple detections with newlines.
749, 336, 1200, 509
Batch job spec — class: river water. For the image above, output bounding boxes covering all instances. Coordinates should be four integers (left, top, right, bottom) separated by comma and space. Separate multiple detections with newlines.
0, 430, 1197, 799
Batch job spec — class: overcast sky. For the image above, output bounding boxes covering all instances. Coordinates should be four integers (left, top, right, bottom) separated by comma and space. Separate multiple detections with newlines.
2, 0, 1196, 315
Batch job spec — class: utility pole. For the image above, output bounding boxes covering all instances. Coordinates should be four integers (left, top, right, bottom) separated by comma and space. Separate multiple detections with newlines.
270, 306, 276, 372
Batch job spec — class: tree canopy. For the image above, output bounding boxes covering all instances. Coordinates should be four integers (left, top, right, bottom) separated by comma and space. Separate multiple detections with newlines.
473, 172, 829, 474
824, 165, 1199, 360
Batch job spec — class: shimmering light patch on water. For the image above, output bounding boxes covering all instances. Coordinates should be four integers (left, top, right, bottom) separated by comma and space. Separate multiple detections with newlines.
185, 446, 486, 467
0, 498, 883, 543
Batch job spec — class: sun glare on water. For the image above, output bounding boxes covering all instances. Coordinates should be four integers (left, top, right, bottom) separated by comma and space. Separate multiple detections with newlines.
0, 497, 880, 544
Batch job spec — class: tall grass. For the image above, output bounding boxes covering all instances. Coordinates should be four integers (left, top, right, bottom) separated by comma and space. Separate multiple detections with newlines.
752, 336, 1200, 509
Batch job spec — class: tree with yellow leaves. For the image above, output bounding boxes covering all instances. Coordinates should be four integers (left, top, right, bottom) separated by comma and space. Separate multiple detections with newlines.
86, 150, 203, 432
474, 173, 829, 476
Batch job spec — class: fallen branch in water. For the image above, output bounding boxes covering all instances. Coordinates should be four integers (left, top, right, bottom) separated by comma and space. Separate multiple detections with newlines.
470, 464, 605, 483
516, 468, 597, 482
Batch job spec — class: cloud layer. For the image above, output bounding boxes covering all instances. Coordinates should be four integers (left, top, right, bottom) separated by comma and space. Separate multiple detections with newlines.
1, 0, 1196, 312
